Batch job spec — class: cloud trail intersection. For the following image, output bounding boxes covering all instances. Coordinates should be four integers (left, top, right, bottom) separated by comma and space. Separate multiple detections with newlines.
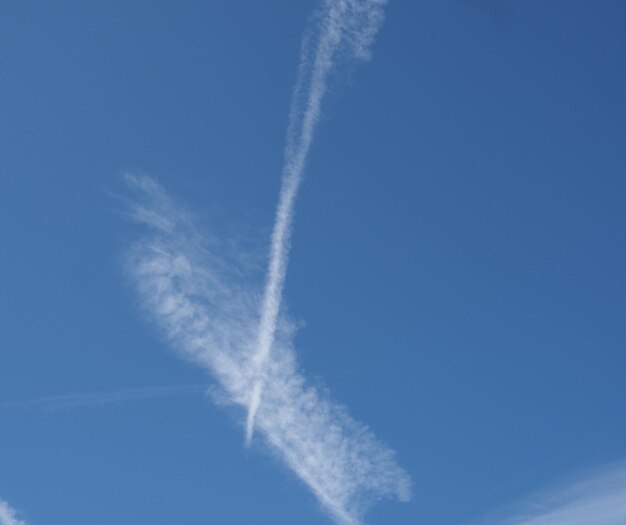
123, 1, 412, 523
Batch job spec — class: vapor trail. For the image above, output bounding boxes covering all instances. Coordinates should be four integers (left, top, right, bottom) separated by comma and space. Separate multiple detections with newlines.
0, 500, 26, 525
124, 174, 410, 524
0, 385, 205, 413
247, 0, 389, 444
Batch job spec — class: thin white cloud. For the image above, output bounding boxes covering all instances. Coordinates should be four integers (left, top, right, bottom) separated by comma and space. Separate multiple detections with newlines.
0, 385, 205, 413
477, 462, 626, 525
0, 500, 26, 525
247, 0, 389, 445
124, 174, 410, 525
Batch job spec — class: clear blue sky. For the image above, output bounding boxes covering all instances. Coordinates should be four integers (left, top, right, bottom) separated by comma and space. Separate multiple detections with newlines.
1, 1, 625, 524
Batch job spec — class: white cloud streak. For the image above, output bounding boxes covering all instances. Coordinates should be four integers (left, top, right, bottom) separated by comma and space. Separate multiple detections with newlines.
247, 0, 389, 444
0, 385, 205, 413
0, 500, 26, 525
478, 462, 626, 525
124, 174, 410, 525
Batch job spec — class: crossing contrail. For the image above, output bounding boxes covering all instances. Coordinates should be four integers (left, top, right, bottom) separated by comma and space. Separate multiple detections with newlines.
246, 0, 389, 445
121, 2, 411, 523
125, 173, 411, 525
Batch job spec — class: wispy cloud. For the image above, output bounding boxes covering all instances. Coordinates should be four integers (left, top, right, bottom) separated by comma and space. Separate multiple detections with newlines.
124, 174, 410, 525
247, 0, 389, 445
0, 500, 26, 525
477, 462, 626, 525
0, 385, 205, 414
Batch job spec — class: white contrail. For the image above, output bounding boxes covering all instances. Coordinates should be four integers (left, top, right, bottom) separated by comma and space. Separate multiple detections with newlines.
0, 500, 26, 525
124, 174, 410, 525
247, 0, 389, 444
0, 385, 205, 413
476, 462, 626, 525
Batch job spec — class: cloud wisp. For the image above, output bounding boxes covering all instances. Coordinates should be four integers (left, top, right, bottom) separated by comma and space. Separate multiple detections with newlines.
0, 385, 206, 414
247, 0, 389, 444
124, 174, 410, 525
478, 462, 626, 525
0, 500, 26, 525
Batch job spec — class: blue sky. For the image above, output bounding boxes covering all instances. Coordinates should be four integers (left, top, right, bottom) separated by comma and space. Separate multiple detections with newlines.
1, 1, 625, 524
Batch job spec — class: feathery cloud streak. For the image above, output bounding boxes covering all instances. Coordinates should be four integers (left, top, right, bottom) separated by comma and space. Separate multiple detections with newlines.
125, 174, 410, 525
0, 385, 205, 413
247, 0, 389, 443
0, 500, 26, 525
479, 462, 626, 525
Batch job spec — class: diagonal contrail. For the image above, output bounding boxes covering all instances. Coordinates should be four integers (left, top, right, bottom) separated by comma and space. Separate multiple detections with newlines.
124, 174, 410, 525
246, 0, 389, 445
